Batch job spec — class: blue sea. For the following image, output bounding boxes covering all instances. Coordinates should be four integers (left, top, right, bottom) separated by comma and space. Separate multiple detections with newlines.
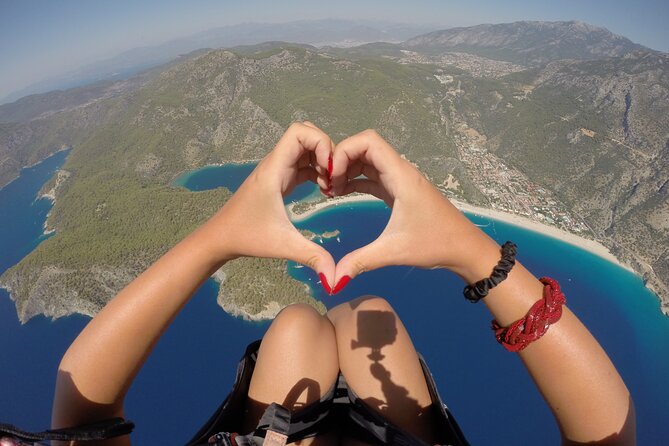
1, 156, 668, 445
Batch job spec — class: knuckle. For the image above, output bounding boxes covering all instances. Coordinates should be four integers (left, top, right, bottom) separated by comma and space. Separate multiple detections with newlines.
288, 122, 303, 133
304, 252, 321, 270
353, 258, 368, 276
362, 129, 380, 140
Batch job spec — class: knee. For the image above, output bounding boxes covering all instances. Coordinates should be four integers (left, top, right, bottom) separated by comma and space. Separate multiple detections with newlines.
270, 303, 331, 340
275, 303, 323, 326
349, 295, 394, 313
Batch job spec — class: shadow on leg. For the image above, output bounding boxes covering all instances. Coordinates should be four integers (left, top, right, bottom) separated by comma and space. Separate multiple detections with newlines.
328, 296, 437, 444
243, 304, 339, 445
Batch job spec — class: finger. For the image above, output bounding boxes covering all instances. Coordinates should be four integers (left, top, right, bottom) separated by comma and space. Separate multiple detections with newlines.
298, 121, 329, 171
342, 178, 392, 204
342, 160, 381, 184
301, 122, 335, 178
283, 167, 318, 198
331, 129, 395, 195
297, 151, 311, 169
309, 150, 326, 176
316, 174, 330, 191
294, 166, 318, 186
282, 123, 332, 173
301, 121, 335, 159
345, 159, 364, 180
333, 235, 399, 290
282, 231, 336, 295
361, 163, 381, 182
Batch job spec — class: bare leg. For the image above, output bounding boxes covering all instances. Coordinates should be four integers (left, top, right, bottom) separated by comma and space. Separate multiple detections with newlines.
243, 304, 339, 445
327, 296, 436, 444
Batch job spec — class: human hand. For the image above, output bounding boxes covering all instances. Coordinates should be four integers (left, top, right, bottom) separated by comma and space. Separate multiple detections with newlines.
197, 122, 337, 287
329, 130, 502, 289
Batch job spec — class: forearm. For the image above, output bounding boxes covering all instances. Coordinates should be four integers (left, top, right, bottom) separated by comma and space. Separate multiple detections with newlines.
52, 222, 226, 427
459, 229, 635, 444
52, 122, 334, 432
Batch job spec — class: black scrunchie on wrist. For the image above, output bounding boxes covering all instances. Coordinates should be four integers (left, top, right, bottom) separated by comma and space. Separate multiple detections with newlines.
463, 241, 517, 303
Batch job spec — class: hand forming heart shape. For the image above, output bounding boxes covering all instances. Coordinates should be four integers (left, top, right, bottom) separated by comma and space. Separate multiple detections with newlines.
200, 122, 500, 298
328, 129, 500, 293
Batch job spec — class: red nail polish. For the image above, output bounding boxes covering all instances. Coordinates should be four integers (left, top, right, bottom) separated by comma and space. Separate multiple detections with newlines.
319, 273, 332, 294
328, 155, 333, 178
332, 275, 351, 295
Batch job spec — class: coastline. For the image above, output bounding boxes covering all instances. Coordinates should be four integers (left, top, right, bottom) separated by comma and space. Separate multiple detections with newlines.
287, 194, 632, 272
450, 199, 633, 272
170, 159, 261, 188
38, 169, 71, 236
287, 194, 384, 223
0, 146, 71, 193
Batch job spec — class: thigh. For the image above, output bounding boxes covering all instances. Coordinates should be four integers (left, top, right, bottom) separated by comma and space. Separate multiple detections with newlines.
243, 304, 340, 444
327, 296, 436, 444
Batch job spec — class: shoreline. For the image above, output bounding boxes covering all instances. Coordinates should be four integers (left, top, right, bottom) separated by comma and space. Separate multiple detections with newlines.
0, 146, 71, 193
287, 194, 384, 223
170, 159, 261, 188
287, 194, 632, 272
450, 199, 633, 272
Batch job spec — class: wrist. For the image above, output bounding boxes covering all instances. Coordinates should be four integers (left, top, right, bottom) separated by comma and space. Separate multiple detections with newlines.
185, 221, 235, 270
448, 228, 503, 284
425, 188, 502, 282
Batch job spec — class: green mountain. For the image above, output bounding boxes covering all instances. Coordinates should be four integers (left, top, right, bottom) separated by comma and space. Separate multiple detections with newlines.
1, 21, 667, 322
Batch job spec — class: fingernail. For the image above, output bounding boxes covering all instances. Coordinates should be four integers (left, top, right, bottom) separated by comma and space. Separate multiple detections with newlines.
332, 275, 351, 295
319, 273, 332, 294
328, 155, 333, 178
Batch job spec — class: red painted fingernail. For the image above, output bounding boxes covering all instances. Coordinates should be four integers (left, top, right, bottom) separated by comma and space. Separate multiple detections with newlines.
332, 275, 351, 295
328, 155, 333, 178
319, 273, 332, 294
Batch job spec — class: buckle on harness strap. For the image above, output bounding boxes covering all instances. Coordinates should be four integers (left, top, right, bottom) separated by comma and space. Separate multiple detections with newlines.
263, 430, 287, 446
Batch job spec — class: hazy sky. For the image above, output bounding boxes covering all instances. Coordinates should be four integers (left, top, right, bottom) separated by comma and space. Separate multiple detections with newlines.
1, 0, 668, 101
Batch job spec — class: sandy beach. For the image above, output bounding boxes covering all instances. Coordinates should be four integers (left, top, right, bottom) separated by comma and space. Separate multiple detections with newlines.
287, 194, 632, 271
450, 199, 632, 271
287, 194, 384, 223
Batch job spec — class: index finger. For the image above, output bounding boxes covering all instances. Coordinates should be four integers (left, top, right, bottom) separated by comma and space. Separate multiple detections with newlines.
331, 129, 399, 196
276, 122, 333, 172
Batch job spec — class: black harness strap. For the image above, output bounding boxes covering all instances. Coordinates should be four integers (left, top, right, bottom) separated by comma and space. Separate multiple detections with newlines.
0, 418, 134, 443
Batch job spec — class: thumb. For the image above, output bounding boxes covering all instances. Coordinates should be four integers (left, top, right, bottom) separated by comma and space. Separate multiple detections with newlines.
333, 235, 397, 295
283, 231, 336, 295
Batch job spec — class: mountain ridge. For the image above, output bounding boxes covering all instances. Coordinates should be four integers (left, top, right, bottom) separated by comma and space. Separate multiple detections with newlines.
404, 20, 652, 65
1, 19, 438, 105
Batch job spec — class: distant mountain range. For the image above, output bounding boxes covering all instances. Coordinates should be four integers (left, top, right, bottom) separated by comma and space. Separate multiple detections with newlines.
0, 20, 667, 321
403, 20, 650, 64
0, 19, 437, 104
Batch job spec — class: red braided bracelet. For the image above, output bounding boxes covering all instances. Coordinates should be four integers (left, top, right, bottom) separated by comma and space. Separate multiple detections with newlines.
492, 277, 566, 352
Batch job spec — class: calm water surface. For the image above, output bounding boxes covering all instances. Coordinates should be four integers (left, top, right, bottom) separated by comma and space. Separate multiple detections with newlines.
1, 159, 667, 444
